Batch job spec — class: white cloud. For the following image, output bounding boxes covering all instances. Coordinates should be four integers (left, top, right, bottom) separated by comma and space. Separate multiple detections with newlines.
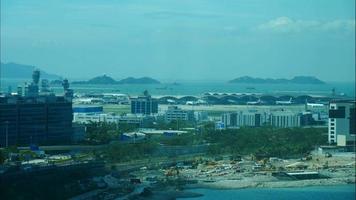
258, 17, 355, 33
321, 20, 355, 32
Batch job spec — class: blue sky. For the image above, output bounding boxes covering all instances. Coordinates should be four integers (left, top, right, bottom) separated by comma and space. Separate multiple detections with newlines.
1, 0, 355, 82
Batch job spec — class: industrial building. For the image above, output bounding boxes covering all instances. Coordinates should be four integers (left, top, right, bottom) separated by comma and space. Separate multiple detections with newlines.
130, 91, 158, 115
0, 71, 73, 147
328, 100, 355, 146
164, 106, 195, 122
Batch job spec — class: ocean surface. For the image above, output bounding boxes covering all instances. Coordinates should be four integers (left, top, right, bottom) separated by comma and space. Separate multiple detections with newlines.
180, 185, 356, 200
2, 79, 355, 97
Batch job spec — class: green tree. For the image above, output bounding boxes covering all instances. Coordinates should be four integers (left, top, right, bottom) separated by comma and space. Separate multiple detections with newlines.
0, 149, 6, 164
85, 121, 119, 144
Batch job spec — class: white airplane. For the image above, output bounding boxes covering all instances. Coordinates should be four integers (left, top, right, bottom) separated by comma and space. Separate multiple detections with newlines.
167, 99, 176, 104
186, 101, 195, 105
276, 98, 293, 105
228, 99, 237, 104
196, 99, 208, 105
247, 99, 262, 105
186, 99, 207, 105
74, 98, 93, 104
103, 93, 127, 97
306, 101, 325, 108
75, 98, 103, 104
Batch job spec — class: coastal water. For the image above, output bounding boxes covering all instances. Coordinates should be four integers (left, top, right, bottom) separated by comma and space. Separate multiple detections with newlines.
180, 185, 356, 200
2, 79, 355, 97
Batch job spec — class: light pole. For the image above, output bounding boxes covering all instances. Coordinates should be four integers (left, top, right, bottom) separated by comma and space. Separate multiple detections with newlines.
4, 121, 9, 148
0, 63, 2, 94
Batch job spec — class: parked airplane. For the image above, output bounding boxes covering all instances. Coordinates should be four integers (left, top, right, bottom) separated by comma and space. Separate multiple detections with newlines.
306, 100, 325, 108
247, 99, 263, 105
74, 98, 103, 104
196, 99, 208, 105
167, 99, 176, 104
186, 101, 195, 105
275, 98, 293, 105
186, 99, 207, 105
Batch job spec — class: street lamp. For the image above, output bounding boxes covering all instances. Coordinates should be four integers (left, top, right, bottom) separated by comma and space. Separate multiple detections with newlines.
3, 121, 9, 148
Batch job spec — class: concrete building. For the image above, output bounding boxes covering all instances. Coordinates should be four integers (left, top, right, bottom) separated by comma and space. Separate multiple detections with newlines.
72, 124, 86, 143
222, 111, 269, 128
270, 111, 301, 128
328, 100, 355, 146
73, 113, 154, 127
0, 71, 73, 147
164, 106, 195, 122
130, 91, 158, 115
194, 111, 209, 122
221, 110, 314, 128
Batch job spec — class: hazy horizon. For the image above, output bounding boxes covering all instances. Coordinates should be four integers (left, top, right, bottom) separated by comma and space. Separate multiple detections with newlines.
1, 0, 355, 82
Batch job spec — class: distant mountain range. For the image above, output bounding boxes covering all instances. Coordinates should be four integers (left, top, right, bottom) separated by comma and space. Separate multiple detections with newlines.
228, 76, 325, 84
1, 62, 326, 85
1, 62, 61, 80
0, 62, 161, 84
72, 75, 161, 84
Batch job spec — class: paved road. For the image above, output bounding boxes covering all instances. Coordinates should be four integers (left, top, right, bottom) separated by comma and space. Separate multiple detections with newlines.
12, 145, 106, 151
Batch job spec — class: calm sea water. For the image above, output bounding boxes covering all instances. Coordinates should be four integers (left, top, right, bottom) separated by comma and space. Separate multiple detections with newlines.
2, 79, 355, 97
180, 185, 356, 200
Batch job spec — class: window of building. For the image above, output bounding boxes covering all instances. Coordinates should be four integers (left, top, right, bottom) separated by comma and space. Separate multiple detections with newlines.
338, 106, 345, 110
329, 109, 345, 118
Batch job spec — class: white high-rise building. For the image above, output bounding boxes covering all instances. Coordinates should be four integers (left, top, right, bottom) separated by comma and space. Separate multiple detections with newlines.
328, 100, 355, 146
